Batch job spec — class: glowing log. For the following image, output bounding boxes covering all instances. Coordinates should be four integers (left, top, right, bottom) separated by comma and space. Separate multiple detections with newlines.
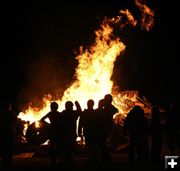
25, 121, 50, 145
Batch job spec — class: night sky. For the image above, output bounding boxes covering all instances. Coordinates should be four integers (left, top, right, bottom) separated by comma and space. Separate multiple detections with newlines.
1, 0, 179, 111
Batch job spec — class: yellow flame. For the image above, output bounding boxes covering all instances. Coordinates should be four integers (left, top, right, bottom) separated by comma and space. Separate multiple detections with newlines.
18, 95, 60, 124
35, 121, 40, 128
18, 2, 154, 129
61, 23, 125, 109
18, 17, 127, 126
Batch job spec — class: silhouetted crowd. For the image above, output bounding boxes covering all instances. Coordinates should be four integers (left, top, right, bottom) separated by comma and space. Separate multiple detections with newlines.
124, 100, 180, 165
0, 94, 180, 169
39, 94, 118, 166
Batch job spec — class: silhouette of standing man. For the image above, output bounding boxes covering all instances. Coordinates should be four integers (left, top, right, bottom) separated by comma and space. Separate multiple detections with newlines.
100, 94, 118, 163
78, 99, 99, 164
0, 99, 17, 167
60, 101, 81, 165
123, 105, 149, 164
40, 101, 61, 165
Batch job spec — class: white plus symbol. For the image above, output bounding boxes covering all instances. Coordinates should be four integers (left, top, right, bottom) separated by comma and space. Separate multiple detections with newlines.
168, 159, 177, 168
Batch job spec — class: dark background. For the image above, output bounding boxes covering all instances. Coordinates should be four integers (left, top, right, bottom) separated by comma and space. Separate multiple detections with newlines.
1, 0, 179, 112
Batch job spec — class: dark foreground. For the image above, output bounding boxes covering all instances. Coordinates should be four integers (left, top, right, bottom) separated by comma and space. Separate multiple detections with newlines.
1, 141, 180, 171
0, 152, 166, 171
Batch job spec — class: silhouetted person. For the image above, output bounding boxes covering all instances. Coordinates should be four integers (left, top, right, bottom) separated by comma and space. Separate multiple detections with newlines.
78, 99, 100, 164
95, 98, 108, 163
60, 100, 81, 165
100, 94, 118, 163
150, 105, 162, 163
123, 105, 149, 164
0, 99, 17, 167
165, 100, 180, 155
40, 101, 61, 165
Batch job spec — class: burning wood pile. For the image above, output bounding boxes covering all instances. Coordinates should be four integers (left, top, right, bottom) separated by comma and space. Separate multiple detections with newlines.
15, 90, 152, 146
16, 0, 155, 146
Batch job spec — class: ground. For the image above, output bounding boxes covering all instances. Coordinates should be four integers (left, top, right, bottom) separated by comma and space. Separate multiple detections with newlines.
1, 142, 179, 171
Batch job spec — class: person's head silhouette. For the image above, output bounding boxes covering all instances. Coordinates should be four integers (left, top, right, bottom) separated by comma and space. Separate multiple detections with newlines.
65, 101, 73, 110
104, 94, 113, 105
50, 102, 58, 112
87, 99, 94, 109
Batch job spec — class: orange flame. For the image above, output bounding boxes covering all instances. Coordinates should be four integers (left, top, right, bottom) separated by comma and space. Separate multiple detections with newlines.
61, 22, 125, 109
135, 0, 154, 31
18, 2, 154, 129
18, 16, 128, 125
107, 9, 137, 29
18, 94, 55, 124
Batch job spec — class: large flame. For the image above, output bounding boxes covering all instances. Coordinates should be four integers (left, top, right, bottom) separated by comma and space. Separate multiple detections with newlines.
18, 18, 126, 124
61, 23, 125, 109
18, 2, 154, 128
